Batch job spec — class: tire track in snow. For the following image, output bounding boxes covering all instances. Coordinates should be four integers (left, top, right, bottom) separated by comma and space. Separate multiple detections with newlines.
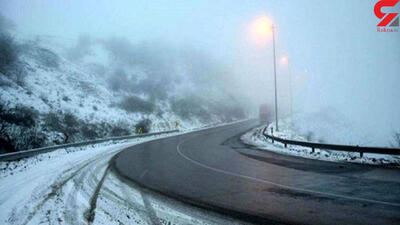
3, 132, 252, 225
119, 179, 152, 224
20, 158, 97, 225
84, 164, 110, 224
16, 147, 121, 225
64, 153, 110, 225
139, 190, 162, 225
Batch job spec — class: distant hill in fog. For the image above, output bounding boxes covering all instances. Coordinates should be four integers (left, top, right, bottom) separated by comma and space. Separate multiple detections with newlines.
0, 35, 248, 153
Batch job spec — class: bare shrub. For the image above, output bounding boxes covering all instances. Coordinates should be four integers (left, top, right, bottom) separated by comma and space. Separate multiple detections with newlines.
0, 33, 18, 74
0, 104, 45, 152
63, 112, 79, 132
43, 111, 82, 142
110, 124, 130, 136
80, 124, 99, 140
34, 47, 60, 69
0, 105, 38, 128
7, 62, 27, 86
62, 96, 71, 102
14, 126, 46, 150
119, 96, 154, 114
44, 112, 64, 132
78, 81, 98, 95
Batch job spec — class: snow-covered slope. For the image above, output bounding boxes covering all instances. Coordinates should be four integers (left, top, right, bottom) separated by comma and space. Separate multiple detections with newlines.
0, 37, 248, 152
1, 43, 182, 128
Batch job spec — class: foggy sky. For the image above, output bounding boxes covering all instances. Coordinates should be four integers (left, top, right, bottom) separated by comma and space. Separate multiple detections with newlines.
1, 0, 399, 145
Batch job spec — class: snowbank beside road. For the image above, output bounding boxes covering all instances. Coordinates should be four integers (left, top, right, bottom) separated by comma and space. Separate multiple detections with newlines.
0, 127, 247, 225
241, 120, 400, 166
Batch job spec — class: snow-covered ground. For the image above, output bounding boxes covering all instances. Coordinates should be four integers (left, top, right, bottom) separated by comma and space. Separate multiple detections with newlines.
241, 119, 400, 166
0, 41, 200, 132
0, 35, 250, 153
0, 128, 248, 225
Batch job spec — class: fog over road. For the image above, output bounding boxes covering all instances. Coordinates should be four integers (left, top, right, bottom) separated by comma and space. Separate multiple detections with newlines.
113, 120, 400, 225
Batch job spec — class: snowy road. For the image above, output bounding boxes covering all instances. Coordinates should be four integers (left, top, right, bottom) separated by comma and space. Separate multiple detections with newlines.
0, 135, 246, 225
2, 120, 400, 225
114, 120, 400, 225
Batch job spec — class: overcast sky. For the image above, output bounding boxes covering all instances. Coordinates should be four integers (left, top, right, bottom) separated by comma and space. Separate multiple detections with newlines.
1, 0, 399, 145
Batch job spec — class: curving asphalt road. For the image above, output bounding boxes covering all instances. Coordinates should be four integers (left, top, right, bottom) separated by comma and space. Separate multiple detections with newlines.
112, 120, 400, 225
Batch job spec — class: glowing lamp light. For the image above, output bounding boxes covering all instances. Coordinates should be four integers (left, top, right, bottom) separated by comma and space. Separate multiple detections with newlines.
280, 56, 288, 65
253, 17, 272, 35
249, 16, 273, 46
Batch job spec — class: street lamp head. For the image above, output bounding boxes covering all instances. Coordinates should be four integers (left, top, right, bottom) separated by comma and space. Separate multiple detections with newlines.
280, 56, 288, 65
253, 17, 272, 35
249, 16, 273, 46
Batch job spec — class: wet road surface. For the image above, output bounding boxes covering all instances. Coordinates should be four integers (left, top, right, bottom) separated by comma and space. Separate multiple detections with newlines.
112, 120, 400, 225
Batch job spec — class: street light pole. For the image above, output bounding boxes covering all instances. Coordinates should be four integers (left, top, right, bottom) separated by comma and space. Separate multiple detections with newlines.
288, 59, 293, 126
271, 25, 279, 131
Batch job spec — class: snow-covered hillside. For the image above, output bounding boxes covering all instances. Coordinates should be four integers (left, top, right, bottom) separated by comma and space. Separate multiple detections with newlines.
0, 35, 248, 153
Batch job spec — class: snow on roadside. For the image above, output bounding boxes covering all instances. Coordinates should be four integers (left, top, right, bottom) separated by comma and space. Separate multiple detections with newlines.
0, 122, 250, 225
0, 119, 246, 180
0, 133, 170, 225
0, 139, 132, 179
241, 120, 400, 166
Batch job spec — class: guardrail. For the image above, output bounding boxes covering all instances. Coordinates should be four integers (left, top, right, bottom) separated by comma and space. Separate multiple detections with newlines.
0, 129, 179, 162
262, 127, 400, 157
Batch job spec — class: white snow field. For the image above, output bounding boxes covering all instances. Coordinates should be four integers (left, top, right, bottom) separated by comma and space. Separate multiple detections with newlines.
242, 119, 400, 166
0, 40, 200, 132
0, 131, 247, 225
